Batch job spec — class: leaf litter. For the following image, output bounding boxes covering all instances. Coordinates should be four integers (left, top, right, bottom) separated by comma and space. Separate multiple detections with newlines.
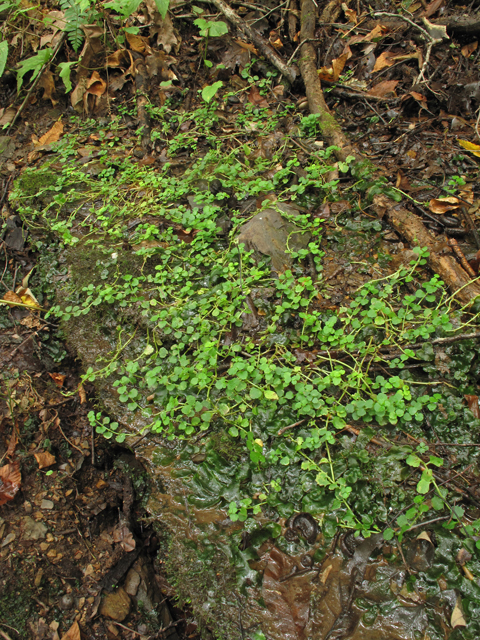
3, 0, 480, 638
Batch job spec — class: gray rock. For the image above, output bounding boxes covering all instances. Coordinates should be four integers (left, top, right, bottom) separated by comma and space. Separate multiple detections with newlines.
23, 516, 48, 540
236, 203, 311, 272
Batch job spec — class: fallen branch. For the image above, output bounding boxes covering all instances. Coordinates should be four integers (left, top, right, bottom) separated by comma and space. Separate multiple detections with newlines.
208, 0, 299, 83
373, 195, 480, 305
299, 0, 354, 161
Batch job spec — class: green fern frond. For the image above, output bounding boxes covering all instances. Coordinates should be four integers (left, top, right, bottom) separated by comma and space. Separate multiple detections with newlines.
60, 0, 91, 52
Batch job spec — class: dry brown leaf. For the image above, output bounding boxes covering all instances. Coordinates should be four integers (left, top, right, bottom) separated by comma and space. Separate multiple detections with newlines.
416, 531, 432, 543
342, 2, 357, 23
20, 313, 43, 329
465, 394, 480, 418
126, 31, 151, 55
348, 24, 389, 46
38, 71, 57, 106
1, 291, 23, 307
145, 51, 177, 80
145, 2, 179, 54
0, 107, 16, 126
49, 372, 66, 388
461, 41, 478, 57
60, 621, 81, 640
422, 0, 444, 17
367, 80, 399, 97
248, 86, 269, 108
373, 51, 397, 72
318, 46, 352, 82
6, 428, 17, 459
0, 462, 21, 506
113, 526, 136, 552
451, 597, 467, 628
235, 39, 258, 54
86, 71, 106, 98
106, 49, 133, 69
38, 121, 64, 146
78, 383, 87, 404
71, 25, 104, 112
428, 196, 461, 214
34, 451, 56, 469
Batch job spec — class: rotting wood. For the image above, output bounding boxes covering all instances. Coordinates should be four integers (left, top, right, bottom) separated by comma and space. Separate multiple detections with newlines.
373, 195, 480, 305
133, 57, 151, 148
296, 0, 480, 304
299, 0, 354, 161
209, 0, 299, 84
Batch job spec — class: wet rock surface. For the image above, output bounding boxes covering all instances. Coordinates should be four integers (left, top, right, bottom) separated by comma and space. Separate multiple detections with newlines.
236, 204, 311, 272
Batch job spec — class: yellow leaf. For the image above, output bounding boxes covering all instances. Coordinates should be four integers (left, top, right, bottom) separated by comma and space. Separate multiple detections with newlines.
451, 596, 467, 628
458, 139, 480, 157
254, 438, 263, 447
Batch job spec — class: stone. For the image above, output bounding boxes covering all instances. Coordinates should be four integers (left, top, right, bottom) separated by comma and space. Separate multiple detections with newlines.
236, 203, 311, 273
23, 516, 48, 540
41, 499, 54, 510
100, 588, 131, 622
124, 568, 141, 596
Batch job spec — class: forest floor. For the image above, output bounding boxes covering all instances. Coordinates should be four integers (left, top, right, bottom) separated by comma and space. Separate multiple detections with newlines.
2, 0, 480, 639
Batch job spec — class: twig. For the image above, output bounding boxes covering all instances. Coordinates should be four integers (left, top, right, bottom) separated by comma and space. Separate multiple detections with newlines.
277, 418, 307, 435
372, 11, 442, 84
56, 417, 85, 455
448, 238, 477, 278
208, 0, 298, 83
110, 621, 143, 637
9, 33, 66, 130
405, 516, 449, 531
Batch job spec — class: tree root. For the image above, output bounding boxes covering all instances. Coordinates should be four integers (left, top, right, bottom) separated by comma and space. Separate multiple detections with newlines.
373, 195, 480, 305
209, 0, 299, 84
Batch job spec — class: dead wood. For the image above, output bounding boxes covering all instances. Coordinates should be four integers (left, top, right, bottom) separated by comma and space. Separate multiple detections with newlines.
208, 0, 299, 84
373, 195, 480, 305
295, 0, 480, 305
133, 57, 151, 148
299, 0, 355, 161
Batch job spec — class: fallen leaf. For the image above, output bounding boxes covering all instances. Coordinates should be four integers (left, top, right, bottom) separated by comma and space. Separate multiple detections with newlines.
451, 596, 467, 628
6, 427, 17, 459
86, 71, 106, 98
428, 196, 461, 214
348, 24, 389, 46
145, 51, 177, 80
16, 286, 42, 310
113, 526, 136, 552
38, 71, 57, 106
106, 49, 133, 68
48, 372, 66, 388
38, 121, 63, 146
126, 31, 151, 55
235, 39, 258, 54
78, 383, 87, 404
0, 462, 21, 506
416, 531, 432, 542
1, 291, 23, 307
318, 46, 352, 82
34, 451, 56, 469
342, 2, 357, 23
367, 80, 399, 97
461, 41, 478, 57
373, 51, 397, 72
373, 50, 422, 73
458, 139, 480, 158
20, 313, 43, 329
0, 107, 16, 126
422, 0, 444, 18
465, 394, 480, 418
60, 621, 81, 640
70, 25, 104, 112
248, 86, 269, 108
148, 7, 179, 54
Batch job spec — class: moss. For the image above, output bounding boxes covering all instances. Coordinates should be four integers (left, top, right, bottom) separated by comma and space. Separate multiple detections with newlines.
0, 573, 38, 636
12, 167, 59, 201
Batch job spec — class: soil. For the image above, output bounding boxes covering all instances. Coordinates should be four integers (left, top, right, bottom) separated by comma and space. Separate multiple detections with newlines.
2, 1, 480, 639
